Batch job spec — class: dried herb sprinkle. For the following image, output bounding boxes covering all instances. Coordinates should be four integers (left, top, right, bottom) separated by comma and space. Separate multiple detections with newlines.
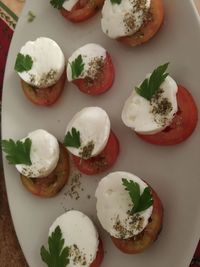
64, 172, 83, 200
123, 0, 150, 34
84, 56, 105, 87
113, 213, 145, 239
150, 88, 173, 126
69, 244, 87, 265
28, 69, 58, 87
79, 141, 95, 160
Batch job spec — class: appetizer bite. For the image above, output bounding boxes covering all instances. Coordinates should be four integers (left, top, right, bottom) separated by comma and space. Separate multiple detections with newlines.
122, 63, 198, 145
95, 171, 163, 253
101, 0, 164, 46
67, 44, 114, 96
50, 0, 104, 23
1, 129, 70, 197
64, 107, 119, 175
41, 210, 104, 267
14, 37, 66, 106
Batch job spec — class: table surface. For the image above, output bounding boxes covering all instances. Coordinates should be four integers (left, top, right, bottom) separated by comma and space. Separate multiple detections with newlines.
0, 1, 199, 267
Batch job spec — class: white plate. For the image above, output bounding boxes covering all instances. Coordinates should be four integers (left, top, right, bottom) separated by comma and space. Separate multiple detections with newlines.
2, 0, 200, 266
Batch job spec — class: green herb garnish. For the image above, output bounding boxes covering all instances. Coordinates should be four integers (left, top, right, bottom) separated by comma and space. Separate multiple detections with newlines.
1, 138, 32, 165
110, 0, 121, 4
27, 11, 36, 22
41, 226, 70, 267
64, 127, 81, 148
50, 0, 65, 9
136, 63, 169, 101
122, 178, 153, 214
70, 55, 85, 80
14, 53, 33, 73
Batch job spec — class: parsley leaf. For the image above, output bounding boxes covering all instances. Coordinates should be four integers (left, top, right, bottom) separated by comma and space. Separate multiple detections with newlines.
122, 179, 140, 214
50, 0, 65, 9
41, 226, 70, 267
136, 63, 169, 101
70, 55, 85, 80
137, 187, 154, 212
27, 11, 36, 22
122, 178, 153, 214
110, 0, 121, 4
14, 53, 33, 73
1, 138, 32, 165
64, 127, 81, 148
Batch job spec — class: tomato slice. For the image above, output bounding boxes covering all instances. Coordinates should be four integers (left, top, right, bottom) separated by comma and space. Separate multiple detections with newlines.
20, 143, 70, 197
137, 85, 198, 145
21, 70, 66, 106
60, 0, 104, 23
72, 53, 114, 96
72, 131, 119, 175
90, 238, 104, 267
119, 0, 164, 46
111, 188, 163, 254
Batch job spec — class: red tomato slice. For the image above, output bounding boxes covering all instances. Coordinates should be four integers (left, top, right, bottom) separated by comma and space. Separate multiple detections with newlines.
90, 238, 104, 267
137, 85, 198, 145
20, 143, 70, 197
72, 131, 119, 175
60, 0, 104, 23
119, 0, 164, 46
111, 188, 163, 254
72, 53, 114, 96
21, 70, 66, 106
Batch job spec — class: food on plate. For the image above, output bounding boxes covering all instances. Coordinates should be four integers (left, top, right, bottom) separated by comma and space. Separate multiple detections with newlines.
50, 0, 104, 23
101, 0, 164, 46
14, 37, 66, 106
40, 210, 104, 267
121, 63, 198, 145
67, 43, 114, 96
95, 171, 163, 253
64, 107, 119, 175
1, 129, 70, 197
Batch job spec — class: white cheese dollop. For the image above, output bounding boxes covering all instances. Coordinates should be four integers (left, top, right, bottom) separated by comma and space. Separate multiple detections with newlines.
101, 0, 151, 39
62, 0, 79, 11
65, 107, 110, 158
122, 75, 178, 135
18, 37, 65, 88
95, 171, 153, 239
16, 129, 59, 178
49, 210, 99, 267
67, 43, 106, 82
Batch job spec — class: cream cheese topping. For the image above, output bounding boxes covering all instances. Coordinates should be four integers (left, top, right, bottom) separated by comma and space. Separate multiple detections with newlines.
49, 210, 99, 267
101, 0, 151, 39
122, 75, 178, 134
18, 37, 65, 88
95, 171, 153, 239
15, 129, 59, 178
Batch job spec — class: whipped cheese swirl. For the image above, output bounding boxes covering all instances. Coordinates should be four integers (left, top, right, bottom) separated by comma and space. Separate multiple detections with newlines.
18, 37, 65, 88
101, 0, 151, 39
16, 129, 59, 178
95, 171, 153, 239
49, 210, 99, 267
